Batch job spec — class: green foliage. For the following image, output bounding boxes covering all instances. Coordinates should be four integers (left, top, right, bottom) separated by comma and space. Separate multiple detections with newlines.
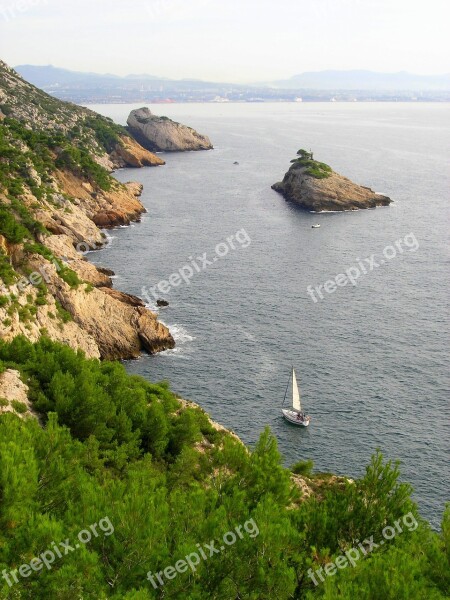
0, 337, 447, 599
11, 400, 27, 414
312, 521, 450, 599
0, 115, 114, 210
54, 300, 72, 323
0, 104, 13, 116
55, 146, 112, 191
23, 241, 55, 262
9, 197, 46, 236
291, 148, 333, 179
0, 118, 58, 195
295, 450, 417, 561
17, 301, 38, 323
297, 148, 313, 159
35, 283, 48, 306
0, 251, 16, 285
58, 265, 81, 288
0, 206, 30, 243
83, 115, 127, 153
292, 458, 314, 476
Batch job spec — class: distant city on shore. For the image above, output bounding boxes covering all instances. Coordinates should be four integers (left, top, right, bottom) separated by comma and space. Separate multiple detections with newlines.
15, 65, 450, 104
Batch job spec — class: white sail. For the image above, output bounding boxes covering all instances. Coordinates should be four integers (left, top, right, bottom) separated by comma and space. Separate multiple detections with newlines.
292, 368, 301, 412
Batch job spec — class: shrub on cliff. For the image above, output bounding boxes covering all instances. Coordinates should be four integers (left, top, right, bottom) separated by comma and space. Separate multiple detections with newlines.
83, 115, 127, 153
55, 146, 112, 191
0, 252, 17, 285
0, 208, 29, 243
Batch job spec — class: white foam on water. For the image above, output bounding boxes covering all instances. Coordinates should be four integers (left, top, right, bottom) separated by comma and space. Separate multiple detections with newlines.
309, 209, 358, 214
144, 301, 158, 312
142, 306, 194, 347
158, 323, 195, 358
310, 202, 392, 214
164, 323, 195, 345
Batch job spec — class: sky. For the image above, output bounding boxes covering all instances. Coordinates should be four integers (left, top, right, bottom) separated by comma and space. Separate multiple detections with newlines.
0, 0, 449, 82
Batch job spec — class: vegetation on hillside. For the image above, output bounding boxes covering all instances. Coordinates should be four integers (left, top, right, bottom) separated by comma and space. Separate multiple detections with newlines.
0, 114, 115, 332
290, 149, 333, 179
0, 61, 128, 287
83, 115, 128, 154
0, 59, 157, 344
0, 61, 126, 158
0, 117, 115, 205
0, 112, 122, 256
0, 337, 448, 599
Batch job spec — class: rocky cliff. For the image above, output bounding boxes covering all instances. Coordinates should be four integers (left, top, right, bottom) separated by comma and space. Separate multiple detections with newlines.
0, 60, 174, 359
127, 107, 213, 152
272, 149, 391, 212
0, 60, 164, 170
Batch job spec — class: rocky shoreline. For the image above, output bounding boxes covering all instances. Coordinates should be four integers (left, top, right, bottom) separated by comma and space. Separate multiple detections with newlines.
0, 60, 178, 359
0, 177, 176, 360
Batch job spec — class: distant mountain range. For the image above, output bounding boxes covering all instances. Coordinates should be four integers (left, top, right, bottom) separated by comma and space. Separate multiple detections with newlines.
14, 65, 450, 103
269, 70, 450, 91
15, 65, 167, 87
17, 65, 450, 91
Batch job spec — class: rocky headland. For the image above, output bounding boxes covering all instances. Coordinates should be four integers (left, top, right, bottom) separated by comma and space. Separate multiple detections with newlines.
272, 149, 391, 212
127, 106, 213, 152
0, 60, 175, 359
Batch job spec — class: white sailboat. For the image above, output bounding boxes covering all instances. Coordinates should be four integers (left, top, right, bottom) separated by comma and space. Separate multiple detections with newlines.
281, 367, 311, 426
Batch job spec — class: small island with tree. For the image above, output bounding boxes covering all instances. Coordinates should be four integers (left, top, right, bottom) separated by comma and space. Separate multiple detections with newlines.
272, 148, 391, 212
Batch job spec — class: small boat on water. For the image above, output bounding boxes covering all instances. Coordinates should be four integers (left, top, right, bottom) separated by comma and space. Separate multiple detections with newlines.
281, 367, 311, 427
312, 224, 321, 228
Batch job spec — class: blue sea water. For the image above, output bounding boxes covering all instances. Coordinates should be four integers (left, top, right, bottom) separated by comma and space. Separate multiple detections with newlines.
88, 102, 450, 527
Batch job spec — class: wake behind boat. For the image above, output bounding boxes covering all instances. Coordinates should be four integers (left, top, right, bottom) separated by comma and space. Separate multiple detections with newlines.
281, 367, 311, 426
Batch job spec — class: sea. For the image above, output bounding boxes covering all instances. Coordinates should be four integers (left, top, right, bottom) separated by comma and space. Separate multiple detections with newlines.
87, 102, 450, 528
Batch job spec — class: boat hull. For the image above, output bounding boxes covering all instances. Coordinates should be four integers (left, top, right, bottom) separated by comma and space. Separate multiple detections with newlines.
282, 409, 310, 427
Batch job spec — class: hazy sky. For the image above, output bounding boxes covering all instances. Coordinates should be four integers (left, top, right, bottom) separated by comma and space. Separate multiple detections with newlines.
0, 0, 449, 82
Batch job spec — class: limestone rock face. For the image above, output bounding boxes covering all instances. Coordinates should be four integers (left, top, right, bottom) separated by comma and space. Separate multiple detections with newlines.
0, 181, 174, 361
44, 235, 112, 288
99, 288, 145, 307
0, 369, 36, 418
51, 171, 146, 229
127, 107, 213, 152
272, 162, 391, 212
111, 135, 166, 168
28, 259, 175, 360
0, 59, 175, 362
0, 279, 101, 359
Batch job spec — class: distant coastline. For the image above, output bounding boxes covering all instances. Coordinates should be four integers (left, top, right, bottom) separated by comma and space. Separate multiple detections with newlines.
59, 97, 450, 105
14, 65, 450, 104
